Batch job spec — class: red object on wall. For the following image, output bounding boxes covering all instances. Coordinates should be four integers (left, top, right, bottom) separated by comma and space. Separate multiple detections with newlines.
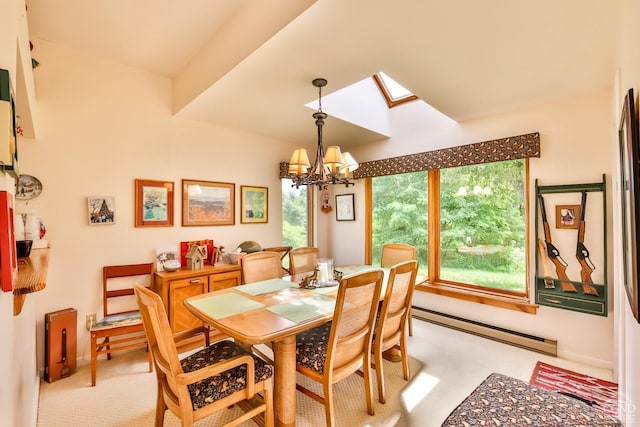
0, 191, 17, 292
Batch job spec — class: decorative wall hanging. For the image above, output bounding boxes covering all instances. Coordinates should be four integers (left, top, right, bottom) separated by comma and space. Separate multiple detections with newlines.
87, 196, 115, 225
619, 88, 640, 322
134, 179, 174, 227
335, 193, 355, 221
241, 185, 268, 224
182, 180, 235, 226
16, 174, 42, 200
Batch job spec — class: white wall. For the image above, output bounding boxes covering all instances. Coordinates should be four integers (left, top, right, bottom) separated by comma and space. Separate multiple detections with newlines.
18, 39, 294, 372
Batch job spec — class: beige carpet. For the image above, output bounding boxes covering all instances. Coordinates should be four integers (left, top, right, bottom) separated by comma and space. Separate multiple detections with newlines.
37, 347, 421, 427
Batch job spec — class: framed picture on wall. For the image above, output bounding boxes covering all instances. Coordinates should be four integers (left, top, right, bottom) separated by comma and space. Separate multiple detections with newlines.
241, 185, 268, 223
555, 204, 580, 229
87, 196, 115, 225
335, 193, 355, 221
619, 88, 640, 322
182, 180, 235, 226
134, 179, 174, 227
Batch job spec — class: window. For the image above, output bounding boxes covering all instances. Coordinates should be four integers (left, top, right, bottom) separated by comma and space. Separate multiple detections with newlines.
282, 179, 311, 249
370, 159, 527, 297
372, 72, 418, 108
438, 160, 526, 294
371, 171, 428, 271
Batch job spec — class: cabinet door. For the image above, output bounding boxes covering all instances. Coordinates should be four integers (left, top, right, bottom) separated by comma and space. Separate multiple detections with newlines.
169, 276, 208, 334
209, 270, 241, 291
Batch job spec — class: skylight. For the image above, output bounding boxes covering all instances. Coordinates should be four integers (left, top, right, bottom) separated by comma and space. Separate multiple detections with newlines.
373, 72, 418, 108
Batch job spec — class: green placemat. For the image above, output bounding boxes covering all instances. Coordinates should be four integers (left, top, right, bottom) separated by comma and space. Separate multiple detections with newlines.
267, 294, 337, 323
188, 293, 265, 319
236, 278, 295, 295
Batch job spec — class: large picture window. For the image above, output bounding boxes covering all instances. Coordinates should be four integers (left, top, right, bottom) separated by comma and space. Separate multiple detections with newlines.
370, 159, 527, 297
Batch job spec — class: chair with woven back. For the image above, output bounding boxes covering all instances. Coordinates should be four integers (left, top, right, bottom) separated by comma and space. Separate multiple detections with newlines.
295, 269, 384, 427
380, 243, 417, 336
89, 262, 154, 386
289, 246, 320, 276
372, 259, 419, 403
240, 251, 282, 284
134, 284, 274, 427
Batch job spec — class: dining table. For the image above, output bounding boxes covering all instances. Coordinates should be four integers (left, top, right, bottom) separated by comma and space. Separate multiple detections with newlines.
183, 265, 424, 427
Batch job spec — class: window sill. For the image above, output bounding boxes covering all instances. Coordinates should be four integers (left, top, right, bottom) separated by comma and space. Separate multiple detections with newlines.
416, 282, 538, 314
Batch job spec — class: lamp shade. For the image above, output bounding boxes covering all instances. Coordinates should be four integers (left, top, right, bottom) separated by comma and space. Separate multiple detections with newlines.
340, 152, 359, 172
289, 148, 310, 175
323, 146, 344, 174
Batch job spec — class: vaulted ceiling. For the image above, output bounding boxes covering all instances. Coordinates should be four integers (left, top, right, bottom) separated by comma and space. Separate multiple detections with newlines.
26, 0, 620, 149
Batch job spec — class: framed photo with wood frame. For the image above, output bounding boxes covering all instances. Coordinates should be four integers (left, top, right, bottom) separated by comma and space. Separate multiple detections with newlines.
555, 204, 580, 229
241, 185, 268, 224
335, 193, 355, 221
134, 179, 174, 227
619, 88, 640, 322
182, 179, 235, 226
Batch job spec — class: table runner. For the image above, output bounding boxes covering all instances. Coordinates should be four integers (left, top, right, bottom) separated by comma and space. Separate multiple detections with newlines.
236, 278, 295, 295
267, 294, 337, 323
188, 293, 265, 319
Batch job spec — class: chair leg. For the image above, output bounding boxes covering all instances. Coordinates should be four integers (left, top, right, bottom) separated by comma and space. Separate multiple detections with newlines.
375, 344, 386, 404
90, 333, 97, 387
155, 389, 166, 427
363, 351, 375, 415
147, 345, 153, 372
263, 380, 274, 427
408, 315, 413, 337
323, 381, 335, 427
400, 338, 410, 381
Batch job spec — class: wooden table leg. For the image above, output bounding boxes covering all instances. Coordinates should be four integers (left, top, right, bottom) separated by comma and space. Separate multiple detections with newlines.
273, 335, 296, 427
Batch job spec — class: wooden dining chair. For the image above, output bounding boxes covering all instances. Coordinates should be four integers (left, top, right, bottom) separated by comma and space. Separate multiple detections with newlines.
261, 245, 293, 276
89, 262, 154, 386
241, 251, 282, 284
289, 246, 320, 276
134, 284, 274, 427
295, 269, 384, 427
380, 243, 417, 336
372, 259, 418, 403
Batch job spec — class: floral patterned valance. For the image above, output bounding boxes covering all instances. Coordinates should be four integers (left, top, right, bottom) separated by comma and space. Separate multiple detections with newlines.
280, 132, 540, 179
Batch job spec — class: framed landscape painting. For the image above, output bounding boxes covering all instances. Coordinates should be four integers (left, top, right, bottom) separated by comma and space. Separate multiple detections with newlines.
182, 180, 235, 226
241, 185, 268, 223
134, 179, 174, 227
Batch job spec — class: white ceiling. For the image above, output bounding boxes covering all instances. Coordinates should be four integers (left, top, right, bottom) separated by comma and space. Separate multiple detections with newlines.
26, 0, 620, 149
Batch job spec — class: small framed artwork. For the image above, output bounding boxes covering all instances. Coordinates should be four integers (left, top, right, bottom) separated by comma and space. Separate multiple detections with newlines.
241, 185, 268, 223
555, 204, 580, 229
182, 180, 235, 226
134, 179, 174, 227
87, 196, 115, 225
336, 193, 355, 221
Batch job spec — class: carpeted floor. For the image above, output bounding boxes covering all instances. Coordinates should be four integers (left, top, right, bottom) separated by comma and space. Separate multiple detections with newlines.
36, 346, 420, 427
530, 361, 619, 417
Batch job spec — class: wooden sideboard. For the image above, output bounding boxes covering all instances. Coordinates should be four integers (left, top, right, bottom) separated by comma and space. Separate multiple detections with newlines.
153, 263, 241, 344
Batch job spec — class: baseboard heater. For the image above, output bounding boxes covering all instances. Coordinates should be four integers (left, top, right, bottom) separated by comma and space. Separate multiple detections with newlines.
411, 307, 557, 357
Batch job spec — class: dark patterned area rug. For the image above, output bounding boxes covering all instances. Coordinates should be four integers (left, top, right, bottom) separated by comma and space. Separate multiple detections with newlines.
530, 361, 619, 417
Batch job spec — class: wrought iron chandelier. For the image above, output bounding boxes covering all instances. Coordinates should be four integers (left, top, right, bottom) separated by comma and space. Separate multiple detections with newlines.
288, 78, 359, 188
